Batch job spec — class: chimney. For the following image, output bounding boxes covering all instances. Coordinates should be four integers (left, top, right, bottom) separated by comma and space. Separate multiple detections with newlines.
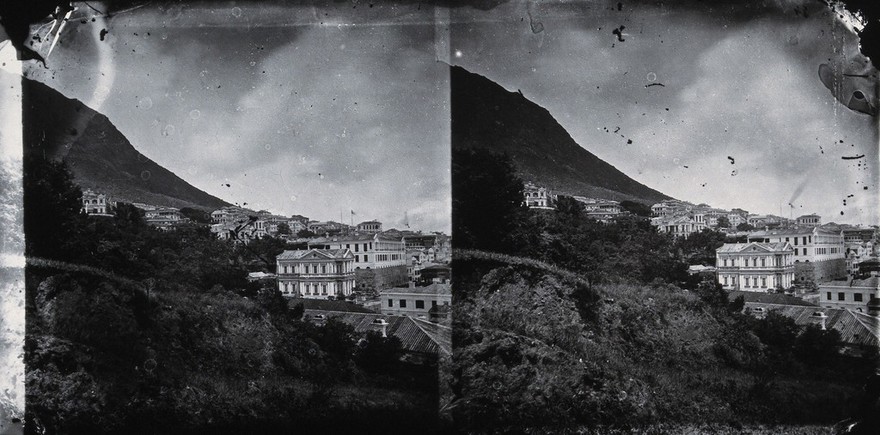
372, 318, 388, 337
868, 299, 880, 317
811, 311, 828, 330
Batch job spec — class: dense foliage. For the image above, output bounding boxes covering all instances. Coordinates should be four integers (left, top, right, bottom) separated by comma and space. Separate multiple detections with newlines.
450, 148, 877, 431
24, 155, 442, 434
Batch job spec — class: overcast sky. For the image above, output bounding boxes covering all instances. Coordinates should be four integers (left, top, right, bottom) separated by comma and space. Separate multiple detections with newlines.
448, 0, 878, 225
12, 0, 880, 230
20, 2, 451, 233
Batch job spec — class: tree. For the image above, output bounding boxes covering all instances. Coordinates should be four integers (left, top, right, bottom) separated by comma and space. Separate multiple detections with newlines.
179, 207, 212, 224
715, 216, 731, 229
23, 154, 86, 260
276, 222, 292, 235
736, 223, 755, 232
619, 200, 653, 217
297, 229, 316, 238
356, 331, 403, 373
452, 148, 526, 253
554, 195, 584, 219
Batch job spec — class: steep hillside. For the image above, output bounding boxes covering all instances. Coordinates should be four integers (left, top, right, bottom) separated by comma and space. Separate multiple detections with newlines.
22, 78, 230, 211
450, 65, 671, 204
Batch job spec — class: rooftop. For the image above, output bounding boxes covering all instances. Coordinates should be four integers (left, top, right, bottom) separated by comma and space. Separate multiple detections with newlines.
743, 303, 879, 348
304, 310, 451, 355
276, 248, 353, 261
716, 242, 792, 253
820, 276, 880, 288
728, 290, 818, 307
381, 283, 451, 296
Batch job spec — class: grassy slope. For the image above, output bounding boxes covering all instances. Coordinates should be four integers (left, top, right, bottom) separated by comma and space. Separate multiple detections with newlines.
450, 260, 867, 432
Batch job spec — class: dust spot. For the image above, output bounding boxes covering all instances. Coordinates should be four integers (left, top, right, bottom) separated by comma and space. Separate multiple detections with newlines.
231, 7, 242, 18
140, 170, 151, 181
138, 97, 153, 110
612, 26, 626, 42
189, 109, 201, 120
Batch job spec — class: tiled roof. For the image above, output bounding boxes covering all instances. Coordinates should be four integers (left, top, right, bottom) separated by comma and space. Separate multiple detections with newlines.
381, 283, 451, 296
290, 299, 375, 313
820, 277, 880, 288
744, 303, 879, 348
276, 248, 352, 260
716, 242, 791, 253
728, 290, 818, 307
304, 310, 451, 355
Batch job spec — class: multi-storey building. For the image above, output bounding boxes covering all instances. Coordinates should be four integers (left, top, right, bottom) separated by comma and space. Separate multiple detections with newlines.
211, 206, 251, 224
818, 277, 880, 312
796, 214, 822, 227
652, 215, 707, 238
380, 283, 452, 318
308, 232, 408, 292
82, 189, 110, 215
144, 206, 184, 228
356, 220, 382, 234
523, 182, 553, 209
309, 232, 406, 269
716, 242, 795, 291
748, 226, 846, 283
276, 248, 355, 299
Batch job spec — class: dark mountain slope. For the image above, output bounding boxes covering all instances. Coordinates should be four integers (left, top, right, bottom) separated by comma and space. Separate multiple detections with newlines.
22, 77, 229, 211
450, 65, 671, 204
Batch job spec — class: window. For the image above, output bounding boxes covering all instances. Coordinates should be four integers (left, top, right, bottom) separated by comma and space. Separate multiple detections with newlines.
838, 292, 845, 301
321, 265, 326, 273
415, 300, 425, 309
761, 258, 765, 267
355, 244, 359, 252
802, 237, 807, 245
724, 276, 729, 286
355, 255, 359, 262
794, 238, 798, 246
854, 293, 863, 302
761, 277, 766, 287
399, 299, 407, 308
826, 292, 832, 300
321, 284, 327, 295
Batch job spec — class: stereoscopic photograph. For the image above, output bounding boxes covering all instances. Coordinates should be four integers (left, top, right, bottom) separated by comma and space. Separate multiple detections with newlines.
0, 0, 878, 434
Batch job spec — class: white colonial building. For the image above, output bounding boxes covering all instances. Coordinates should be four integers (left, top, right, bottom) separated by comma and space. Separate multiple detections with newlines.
748, 226, 844, 264
82, 189, 111, 215
523, 182, 553, 209
276, 248, 356, 299
356, 220, 382, 234
716, 242, 795, 291
308, 232, 406, 270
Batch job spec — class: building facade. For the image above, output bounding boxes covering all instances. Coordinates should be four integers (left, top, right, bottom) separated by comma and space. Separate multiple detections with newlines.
356, 220, 382, 234
276, 248, 355, 299
82, 189, 110, 215
796, 214, 821, 227
748, 226, 846, 283
716, 242, 795, 291
380, 283, 452, 318
523, 182, 553, 209
818, 277, 880, 312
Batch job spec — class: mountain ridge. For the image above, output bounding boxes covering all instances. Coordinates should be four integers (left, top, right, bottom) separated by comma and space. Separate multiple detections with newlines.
450, 65, 672, 205
22, 77, 230, 211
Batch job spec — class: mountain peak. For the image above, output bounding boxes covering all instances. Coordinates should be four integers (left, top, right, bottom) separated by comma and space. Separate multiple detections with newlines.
23, 78, 230, 211
451, 65, 671, 204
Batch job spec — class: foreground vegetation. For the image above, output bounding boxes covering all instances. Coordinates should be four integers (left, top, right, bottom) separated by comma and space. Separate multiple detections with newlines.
450, 148, 877, 432
24, 154, 441, 434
